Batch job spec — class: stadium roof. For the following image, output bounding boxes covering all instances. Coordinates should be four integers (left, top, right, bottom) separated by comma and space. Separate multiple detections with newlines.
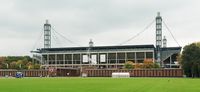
161, 47, 182, 51
34, 44, 155, 53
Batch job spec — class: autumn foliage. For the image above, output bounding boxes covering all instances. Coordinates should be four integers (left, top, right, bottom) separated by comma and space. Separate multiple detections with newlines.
125, 58, 159, 69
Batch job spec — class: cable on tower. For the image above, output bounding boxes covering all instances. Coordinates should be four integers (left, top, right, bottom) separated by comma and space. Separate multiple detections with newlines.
31, 29, 44, 51
119, 20, 155, 45
51, 27, 82, 47
163, 20, 181, 47
51, 30, 63, 47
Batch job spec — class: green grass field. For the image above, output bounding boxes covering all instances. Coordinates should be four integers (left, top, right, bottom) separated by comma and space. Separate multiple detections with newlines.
0, 77, 200, 92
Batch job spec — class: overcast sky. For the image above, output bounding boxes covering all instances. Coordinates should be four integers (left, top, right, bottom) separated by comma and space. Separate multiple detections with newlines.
0, 0, 199, 56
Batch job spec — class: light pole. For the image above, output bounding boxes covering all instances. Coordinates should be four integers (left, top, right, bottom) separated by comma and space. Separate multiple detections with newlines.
6, 63, 8, 69
19, 64, 22, 69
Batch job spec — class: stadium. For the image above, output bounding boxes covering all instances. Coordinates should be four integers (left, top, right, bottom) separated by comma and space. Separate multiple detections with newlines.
31, 12, 182, 77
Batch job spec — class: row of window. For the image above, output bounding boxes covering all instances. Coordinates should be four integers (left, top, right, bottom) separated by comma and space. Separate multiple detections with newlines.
45, 59, 147, 65
42, 52, 154, 64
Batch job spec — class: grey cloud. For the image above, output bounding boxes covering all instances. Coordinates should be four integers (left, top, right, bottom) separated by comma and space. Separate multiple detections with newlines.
0, 0, 199, 55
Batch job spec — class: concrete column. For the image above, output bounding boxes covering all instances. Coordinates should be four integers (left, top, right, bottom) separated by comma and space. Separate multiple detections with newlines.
107, 53, 109, 69
80, 53, 82, 65
55, 54, 57, 69
80, 53, 82, 74
153, 51, 155, 63
97, 53, 99, 65
47, 54, 49, 67
44, 54, 49, 69
63, 54, 65, 67
134, 52, 137, 63
125, 52, 127, 62
97, 53, 100, 68
170, 55, 172, 68
72, 54, 74, 68
116, 52, 117, 68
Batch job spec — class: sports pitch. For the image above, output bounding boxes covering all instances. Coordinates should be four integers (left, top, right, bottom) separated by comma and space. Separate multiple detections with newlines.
0, 77, 199, 92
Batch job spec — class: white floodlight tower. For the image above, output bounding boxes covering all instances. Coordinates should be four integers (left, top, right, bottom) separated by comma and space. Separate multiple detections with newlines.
89, 39, 94, 47
44, 20, 51, 48
163, 36, 167, 48
88, 39, 94, 65
156, 12, 162, 66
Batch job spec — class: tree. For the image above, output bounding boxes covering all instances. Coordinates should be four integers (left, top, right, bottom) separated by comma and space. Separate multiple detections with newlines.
181, 42, 200, 77
0, 57, 5, 62
0, 56, 41, 70
34, 64, 41, 69
134, 59, 159, 69
16, 60, 23, 69
124, 61, 134, 69
10, 61, 17, 69
135, 63, 143, 69
143, 59, 154, 68
26, 62, 33, 69
152, 63, 160, 68
176, 54, 182, 68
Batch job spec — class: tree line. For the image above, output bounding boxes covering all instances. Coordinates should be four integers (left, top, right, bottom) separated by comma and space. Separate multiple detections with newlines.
0, 56, 40, 69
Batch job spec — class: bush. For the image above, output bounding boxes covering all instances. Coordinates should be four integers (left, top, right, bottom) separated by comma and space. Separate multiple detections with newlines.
143, 59, 154, 68
152, 63, 160, 68
124, 61, 134, 69
34, 64, 41, 69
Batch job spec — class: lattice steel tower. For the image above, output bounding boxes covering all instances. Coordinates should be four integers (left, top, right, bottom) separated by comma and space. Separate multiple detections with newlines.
155, 12, 162, 66
44, 20, 51, 48
156, 12, 162, 48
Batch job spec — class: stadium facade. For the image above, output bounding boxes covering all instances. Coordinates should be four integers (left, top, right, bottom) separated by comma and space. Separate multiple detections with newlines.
32, 12, 181, 69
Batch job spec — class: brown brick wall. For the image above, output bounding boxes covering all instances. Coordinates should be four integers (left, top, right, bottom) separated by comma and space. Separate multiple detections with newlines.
84, 69, 183, 77
0, 70, 49, 77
